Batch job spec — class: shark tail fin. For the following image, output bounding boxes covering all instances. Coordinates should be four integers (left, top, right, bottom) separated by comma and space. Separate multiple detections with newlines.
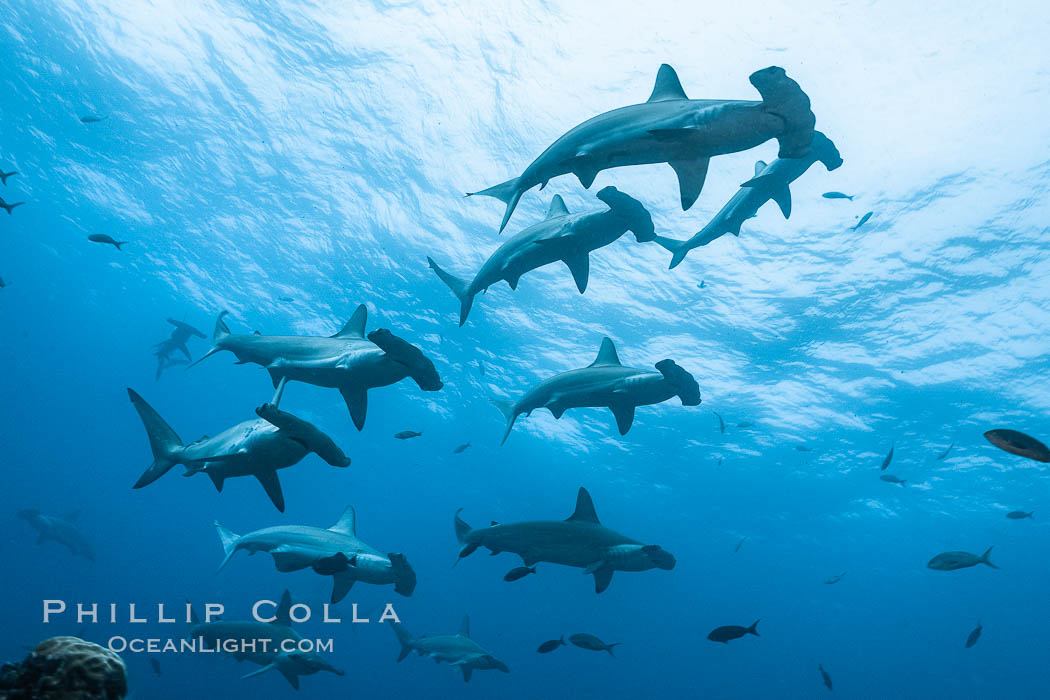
467, 177, 522, 233
490, 399, 517, 445
652, 236, 689, 269
655, 359, 701, 406
454, 508, 479, 560
188, 312, 230, 368
391, 622, 415, 662
748, 67, 815, 159
980, 546, 998, 569
427, 257, 475, 326
214, 521, 240, 571
127, 388, 184, 488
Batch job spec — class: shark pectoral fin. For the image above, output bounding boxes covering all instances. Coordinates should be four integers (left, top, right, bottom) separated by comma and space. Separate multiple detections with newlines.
668, 158, 710, 210
312, 552, 351, 575
506, 274, 521, 291
339, 388, 368, 431
241, 663, 275, 680
461, 666, 473, 683
277, 666, 300, 690
573, 162, 600, 189
255, 471, 285, 512
207, 471, 225, 492
331, 572, 355, 603
562, 254, 590, 293
593, 566, 614, 594
583, 560, 607, 575
610, 403, 636, 435
771, 185, 792, 218
270, 546, 311, 572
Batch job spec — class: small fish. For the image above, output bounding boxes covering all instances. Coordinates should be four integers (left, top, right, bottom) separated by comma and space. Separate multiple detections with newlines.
277, 296, 295, 302
394, 430, 422, 440
0, 170, 18, 185
736, 421, 755, 429
714, 411, 725, 434
0, 275, 5, 288
818, 663, 833, 690
149, 657, 162, 676
851, 211, 873, 231
503, 566, 536, 582
965, 621, 982, 649
984, 429, 1050, 463
796, 445, 812, 452
698, 280, 706, 289
822, 191, 853, 200
936, 443, 954, 460
880, 444, 894, 471
716, 457, 723, 467
536, 636, 566, 654
824, 572, 846, 585
927, 547, 998, 571
1006, 510, 1033, 520
88, 234, 127, 250
0, 196, 24, 215
879, 474, 906, 485
80, 114, 107, 123
568, 633, 619, 656
477, 359, 486, 376
734, 537, 746, 553
453, 442, 471, 454
707, 620, 760, 644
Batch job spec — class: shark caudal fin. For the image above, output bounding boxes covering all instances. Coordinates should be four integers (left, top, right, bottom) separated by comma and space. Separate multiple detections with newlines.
391, 622, 415, 662
748, 67, 815, 159
652, 236, 690, 269
655, 359, 701, 406
467, 177, 522, 233
596, 186, 655, 242
188, 311, 231, 368
214, 521, 240, 571
490, 399, 518, 445
454, 508, 479, 561
427, 257, 476, 326
980, 546, 999, 569
127, 389, 184, 488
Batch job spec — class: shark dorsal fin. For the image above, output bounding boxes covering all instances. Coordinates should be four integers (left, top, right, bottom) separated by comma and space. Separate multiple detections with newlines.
545, 195, 570, 220
458, 615, 470, 638
332, 305, 367, 338
274, 590, 293, 627
754, 161, 768, 177
566, 487, 600, 524
589, 337, 621, 367
647, 64, 689, 102
329, 506, 357, 536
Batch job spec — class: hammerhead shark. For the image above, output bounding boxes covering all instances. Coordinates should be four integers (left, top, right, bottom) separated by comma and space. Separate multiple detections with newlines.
654, 130, 843, 268
215, 505, 416, 603
429, 187, 655, 325
18, 509, 94, 561
190, 590, 343, 690
127, 387, 350, 512
491, 337, 700, 443
192, 305, 442, 430
469, 63, 816, 231
455, 487, 676, 593
392, 615, 509, 683
154, 318, 206, 379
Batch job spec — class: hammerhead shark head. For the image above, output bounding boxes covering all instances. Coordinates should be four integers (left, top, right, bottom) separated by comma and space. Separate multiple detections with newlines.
18, 509, 94, 561
391, 615, 509, 683
429, 187, 655, 325
491, 337, 700, 443
469, 63, 816, 232
154, 318, 206, 379
455, 487, 676, 593
654, 130, 843, 268
192, 305, 442, 430
190, 590, 343, 690
127, 388, 350, 512
215, 505, 417, 603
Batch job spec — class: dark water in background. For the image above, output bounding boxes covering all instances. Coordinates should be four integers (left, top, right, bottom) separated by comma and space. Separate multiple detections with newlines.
2, 1, 1050, 698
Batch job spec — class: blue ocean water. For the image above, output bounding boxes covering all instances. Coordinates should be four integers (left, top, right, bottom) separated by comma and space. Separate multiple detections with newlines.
2, 1, 1050, 698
